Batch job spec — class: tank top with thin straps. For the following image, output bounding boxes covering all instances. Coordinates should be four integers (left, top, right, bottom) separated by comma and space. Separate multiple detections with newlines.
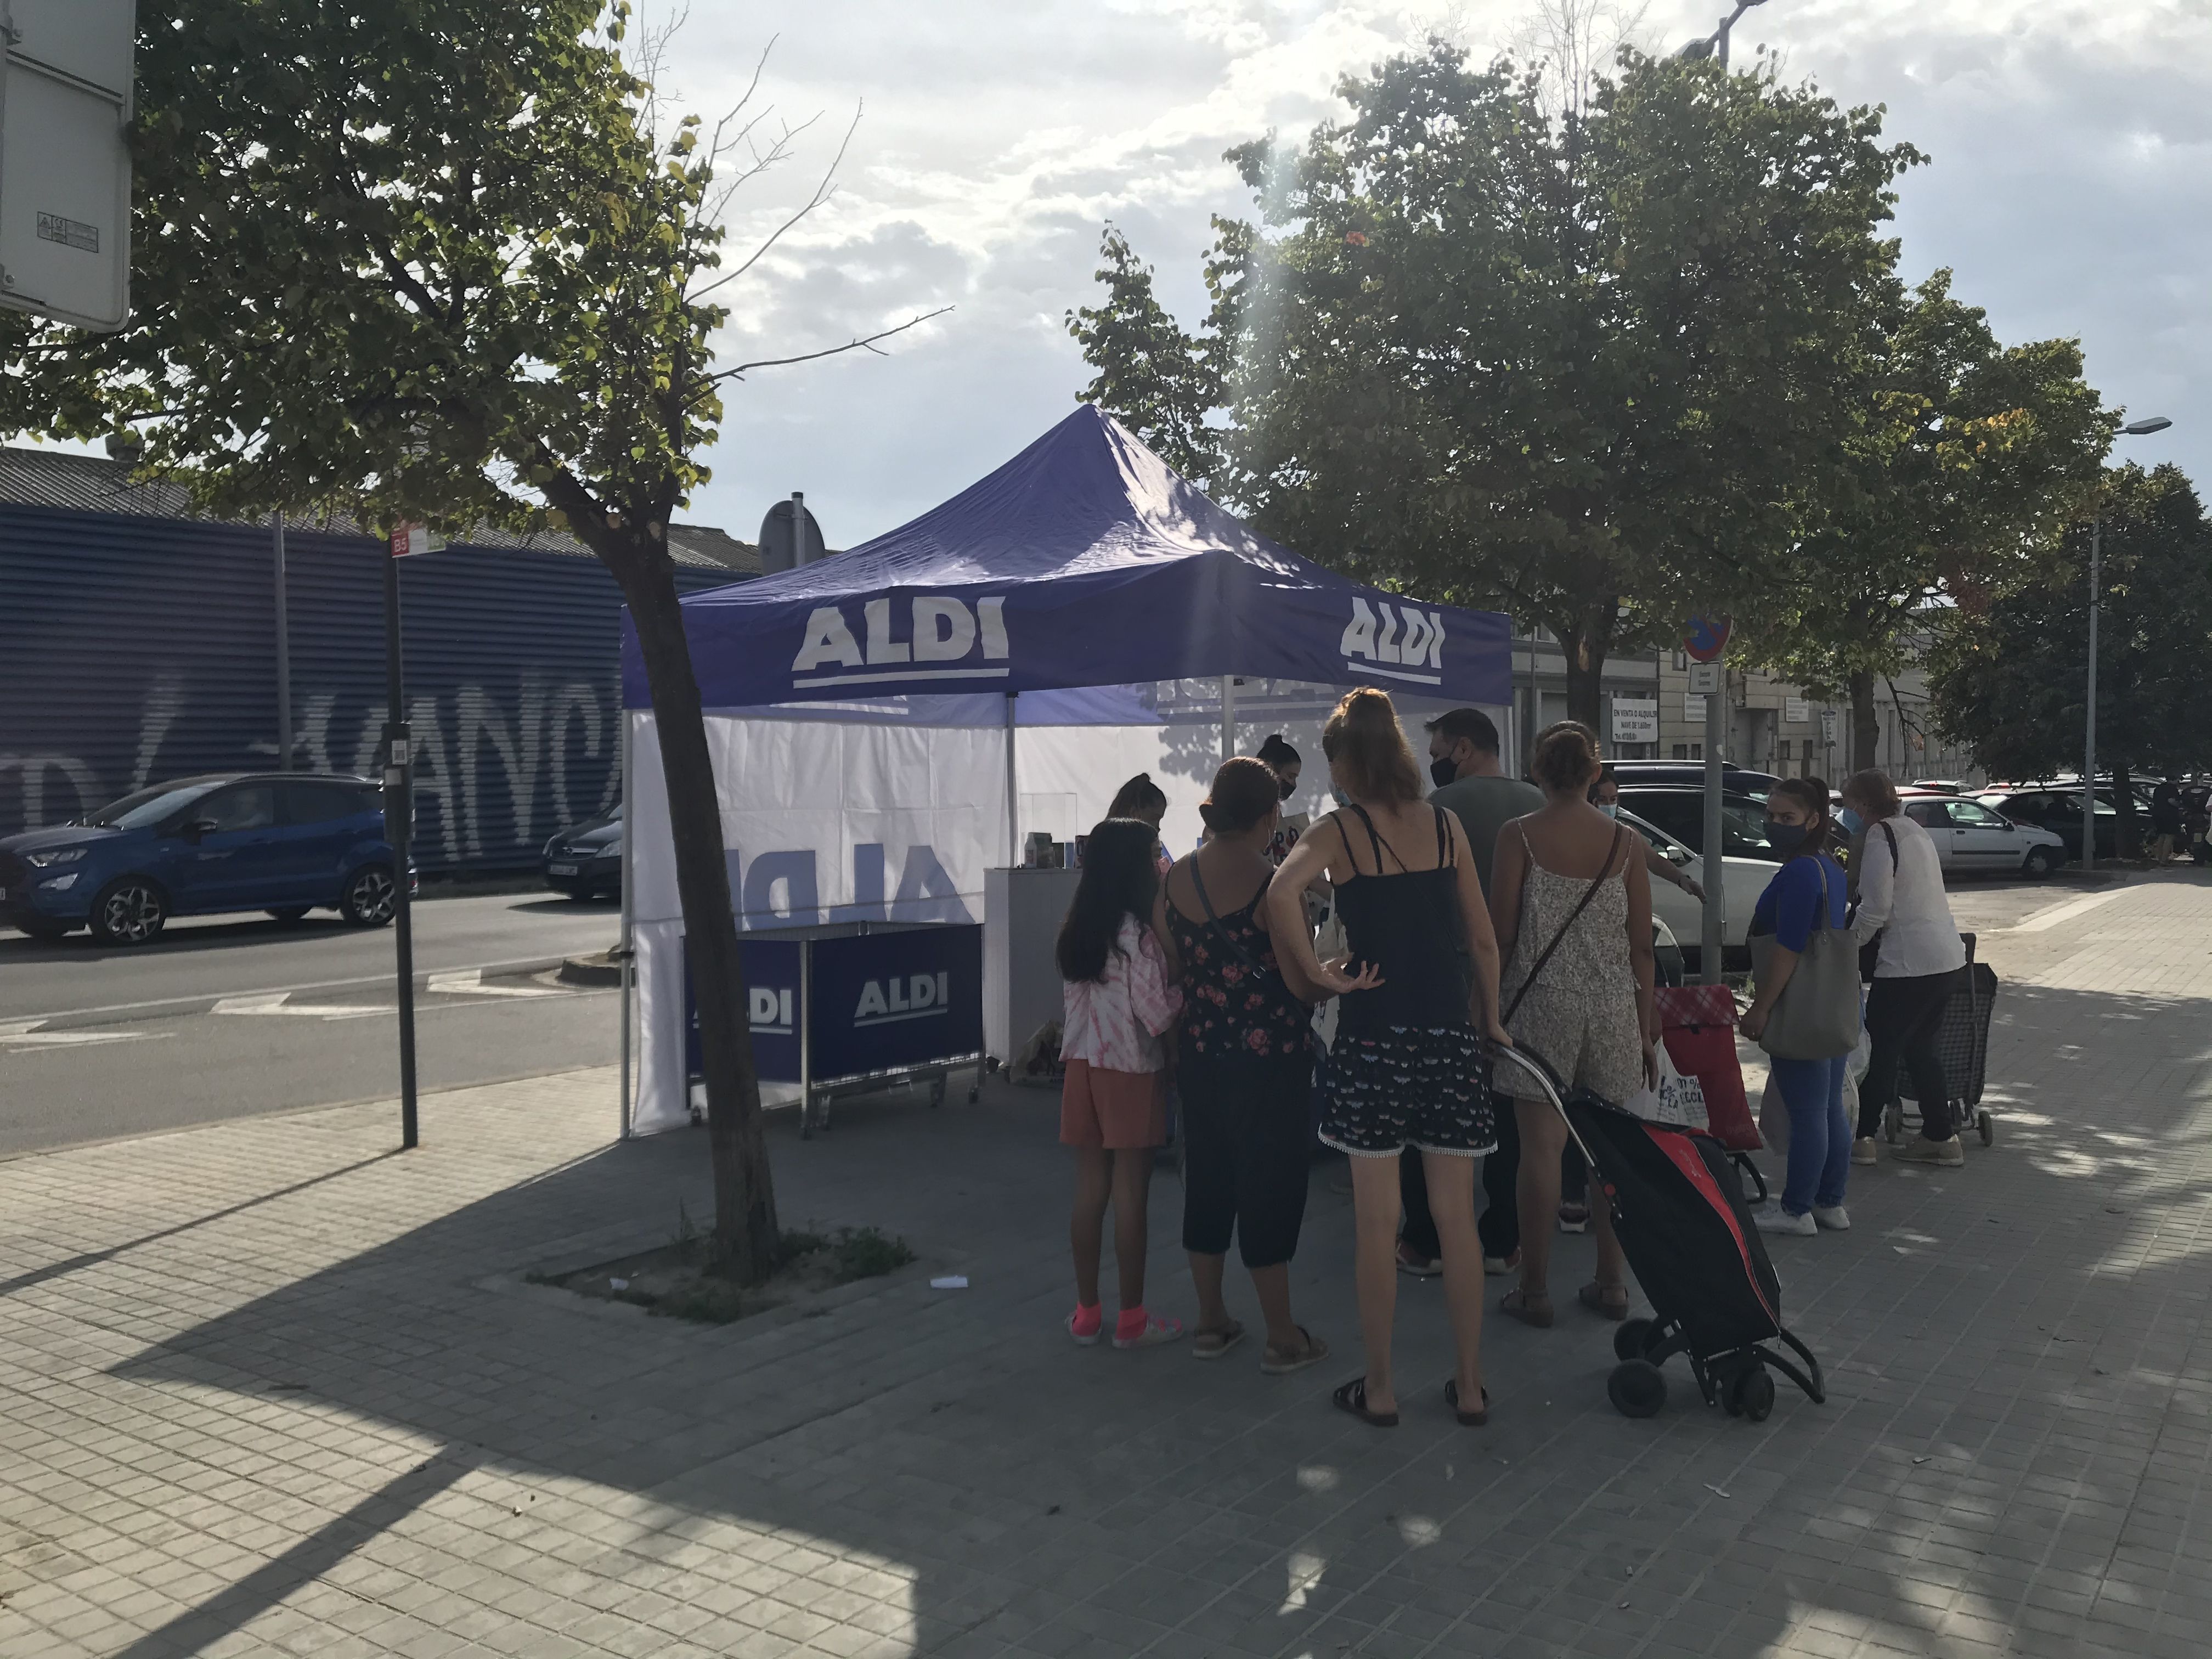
1330, 803, 1469, 1033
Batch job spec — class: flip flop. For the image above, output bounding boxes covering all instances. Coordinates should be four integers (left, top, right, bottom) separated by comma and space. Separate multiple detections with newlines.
1331, 1377, 1398, 1428
1500, 1287, 1554, 1328
1444, 1379, 1489, 1427
1261, 1327, 1330, 1376
1192, 1321, 1246, 1361
1578, 1281, 1630, 1322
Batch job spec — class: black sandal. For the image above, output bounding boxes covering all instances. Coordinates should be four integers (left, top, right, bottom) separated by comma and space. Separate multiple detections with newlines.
1444, 1379, 1489, 1427
1331, 1376, 1398, 1428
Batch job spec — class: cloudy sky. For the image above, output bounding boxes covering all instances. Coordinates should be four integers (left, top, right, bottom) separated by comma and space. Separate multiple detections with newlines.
664, 0, 2212, 550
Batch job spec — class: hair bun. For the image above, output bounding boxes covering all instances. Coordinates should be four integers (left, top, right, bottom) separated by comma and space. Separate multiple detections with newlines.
1530, 720, 1601, 793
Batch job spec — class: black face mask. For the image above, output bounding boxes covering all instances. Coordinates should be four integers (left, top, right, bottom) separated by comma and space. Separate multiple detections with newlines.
1278, 777, 1296, 802
1430, 756, 1458, 789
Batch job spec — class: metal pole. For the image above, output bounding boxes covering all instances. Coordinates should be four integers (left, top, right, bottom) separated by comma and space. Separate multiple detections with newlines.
1701, 667, 1726, 985
1003, 692, 1019, 864
272, 510, 293, 771
798, 936, 814, 1137
618, 709, 634, 1139
1220, 674, 1237, 765
2083, 513, 2101, 872
382, 543, 420, 1149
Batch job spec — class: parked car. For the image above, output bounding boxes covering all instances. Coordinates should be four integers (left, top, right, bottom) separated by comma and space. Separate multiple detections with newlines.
543, 808, 622, 900
1651, 913, 1686, 988
1616, 806, 1774, 968
0, 773, 408, 945
1976, 786, 2119, 863
1615, 786, 1784, 861
1607, 761, 1784, 800
1899, 791, 2066, 877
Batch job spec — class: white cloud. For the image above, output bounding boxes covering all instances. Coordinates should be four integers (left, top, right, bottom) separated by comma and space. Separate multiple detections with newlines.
670, 0, 2212, 546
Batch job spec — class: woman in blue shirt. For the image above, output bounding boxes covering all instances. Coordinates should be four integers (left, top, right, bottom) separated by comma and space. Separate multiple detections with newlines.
1739, 777, 1853, 1237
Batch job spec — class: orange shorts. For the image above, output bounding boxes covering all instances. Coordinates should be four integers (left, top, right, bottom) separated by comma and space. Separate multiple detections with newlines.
1059, 1059, 1166, 1150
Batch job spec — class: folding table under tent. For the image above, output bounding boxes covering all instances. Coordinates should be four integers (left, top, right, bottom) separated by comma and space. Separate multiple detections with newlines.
619, 404, 1514, 1136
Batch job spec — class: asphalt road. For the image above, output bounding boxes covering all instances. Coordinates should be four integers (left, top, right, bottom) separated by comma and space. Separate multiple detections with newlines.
0, 890, 620, 1023
0, 870, 2121, 1163
0, 890, 625, 1159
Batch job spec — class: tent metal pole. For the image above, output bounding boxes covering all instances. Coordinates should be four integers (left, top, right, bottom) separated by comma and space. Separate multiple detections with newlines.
619, 710, 635, 1138
1220, 675, 1236, 764
1005, 692, 1019, 865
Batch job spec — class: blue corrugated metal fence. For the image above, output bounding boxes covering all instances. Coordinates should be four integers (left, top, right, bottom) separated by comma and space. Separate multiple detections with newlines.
0, 502, 739, 872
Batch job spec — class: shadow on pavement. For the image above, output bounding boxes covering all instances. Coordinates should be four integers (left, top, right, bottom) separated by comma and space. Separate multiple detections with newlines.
98, 978, 2212, 1657
0, 1150, 403, 1297
108, 1451, 475, 1659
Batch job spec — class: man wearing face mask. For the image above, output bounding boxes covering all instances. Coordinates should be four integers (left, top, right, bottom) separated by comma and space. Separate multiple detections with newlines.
1404, 710, 1545, 1276
1426, 709, 1544, 895
1257, 735, 1308, 866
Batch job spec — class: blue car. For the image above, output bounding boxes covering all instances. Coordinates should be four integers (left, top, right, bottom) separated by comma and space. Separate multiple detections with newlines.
0, 772, 409, 945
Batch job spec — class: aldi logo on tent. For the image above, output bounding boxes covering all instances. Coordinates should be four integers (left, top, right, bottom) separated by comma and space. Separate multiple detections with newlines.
791, 596, 1011, 689
1341, 597, 1444, 686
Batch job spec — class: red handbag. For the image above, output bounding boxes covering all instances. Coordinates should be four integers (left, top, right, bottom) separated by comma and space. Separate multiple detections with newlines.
1655, 984, 1758, 1152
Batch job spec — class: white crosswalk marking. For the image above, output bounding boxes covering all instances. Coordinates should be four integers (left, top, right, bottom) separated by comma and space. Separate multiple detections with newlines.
212, 993, 386, 1020
1999, 888, 2131, 935
424, 970, 569, 999
1, 1029, 166, 1049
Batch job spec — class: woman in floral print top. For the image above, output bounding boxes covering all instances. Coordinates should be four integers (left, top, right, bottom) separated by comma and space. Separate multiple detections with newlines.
1165, 882, 1313, 1060
1152, 758, 1350, 1376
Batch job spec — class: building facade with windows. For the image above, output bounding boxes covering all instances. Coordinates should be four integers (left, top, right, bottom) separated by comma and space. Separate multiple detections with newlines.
1487, 614, 1976, 785
1654, 647, 1976, 785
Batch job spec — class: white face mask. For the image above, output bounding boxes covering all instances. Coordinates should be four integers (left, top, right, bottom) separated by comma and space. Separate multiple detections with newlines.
1596, 803, 1619, 819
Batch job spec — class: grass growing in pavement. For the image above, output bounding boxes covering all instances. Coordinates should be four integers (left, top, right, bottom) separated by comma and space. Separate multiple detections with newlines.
546, 1215, 918, 1327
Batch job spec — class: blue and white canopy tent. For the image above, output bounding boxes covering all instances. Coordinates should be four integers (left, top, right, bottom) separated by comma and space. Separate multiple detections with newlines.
620, 404, 1513, 1132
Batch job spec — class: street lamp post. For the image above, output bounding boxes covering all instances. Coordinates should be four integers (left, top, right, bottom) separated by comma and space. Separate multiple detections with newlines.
1677, 0, 1770, 69
2083, 414, 2175, 872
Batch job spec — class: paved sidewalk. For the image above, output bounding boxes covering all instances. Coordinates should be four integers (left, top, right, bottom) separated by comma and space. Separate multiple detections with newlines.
5, 873, 2212, 1659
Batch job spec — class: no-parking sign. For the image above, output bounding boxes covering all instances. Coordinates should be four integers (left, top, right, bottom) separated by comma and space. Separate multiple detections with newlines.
1683, 615, 1732, 664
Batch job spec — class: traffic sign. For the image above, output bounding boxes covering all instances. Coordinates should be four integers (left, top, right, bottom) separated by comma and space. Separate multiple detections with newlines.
0, 0, 137, 331
1683, 614, 1732, 664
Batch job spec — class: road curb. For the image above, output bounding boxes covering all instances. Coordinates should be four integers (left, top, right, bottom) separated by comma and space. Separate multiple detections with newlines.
10, 955, 578, 1035
557, 951, 625, 988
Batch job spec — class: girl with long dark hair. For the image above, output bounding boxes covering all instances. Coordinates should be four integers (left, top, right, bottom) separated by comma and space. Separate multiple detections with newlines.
1057, 817, 1184, 1348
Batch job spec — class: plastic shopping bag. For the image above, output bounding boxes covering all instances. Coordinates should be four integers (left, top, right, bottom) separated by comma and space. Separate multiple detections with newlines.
1623, 1043, 1708, 1130
1758, 1075, 1788, 1157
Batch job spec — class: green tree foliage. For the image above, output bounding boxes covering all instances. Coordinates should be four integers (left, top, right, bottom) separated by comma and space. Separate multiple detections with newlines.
1739, 272, 2111, 771
1210, 43, 1920, 725
1928, 466, 2212, 854
0, 2, 929, 1282
1063, 221, 1247, 493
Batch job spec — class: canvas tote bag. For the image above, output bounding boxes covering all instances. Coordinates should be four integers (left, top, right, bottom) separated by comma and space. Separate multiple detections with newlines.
1750, 860, 1861, 1060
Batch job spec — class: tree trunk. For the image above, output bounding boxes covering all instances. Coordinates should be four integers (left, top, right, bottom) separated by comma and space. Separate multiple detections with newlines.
1848, 670, 1879, 776
2111, 762, 2141, 862
1560, 597, 1617, 736
612, 538, 782, 1283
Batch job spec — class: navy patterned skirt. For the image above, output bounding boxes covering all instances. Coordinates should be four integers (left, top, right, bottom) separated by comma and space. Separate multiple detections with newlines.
1318, 1021, 1496, 1158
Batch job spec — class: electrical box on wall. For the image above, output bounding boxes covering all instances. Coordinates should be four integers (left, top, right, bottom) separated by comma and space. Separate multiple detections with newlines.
0, 0, 136, 331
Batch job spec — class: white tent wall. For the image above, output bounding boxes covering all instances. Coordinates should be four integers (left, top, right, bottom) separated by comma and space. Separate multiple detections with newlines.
624, 685, 1509, 1136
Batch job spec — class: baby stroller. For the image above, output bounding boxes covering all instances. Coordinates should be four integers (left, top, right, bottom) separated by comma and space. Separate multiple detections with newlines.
1490, 1042, 1825, 1423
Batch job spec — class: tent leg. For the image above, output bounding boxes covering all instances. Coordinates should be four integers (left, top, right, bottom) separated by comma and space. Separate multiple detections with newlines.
1004, 692, 1019, 865
1220, 674, 1236, 765
619, 712, 635, 1139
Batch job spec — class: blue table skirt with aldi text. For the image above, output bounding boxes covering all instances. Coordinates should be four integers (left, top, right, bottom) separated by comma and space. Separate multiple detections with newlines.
685, 922, 984, 1086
